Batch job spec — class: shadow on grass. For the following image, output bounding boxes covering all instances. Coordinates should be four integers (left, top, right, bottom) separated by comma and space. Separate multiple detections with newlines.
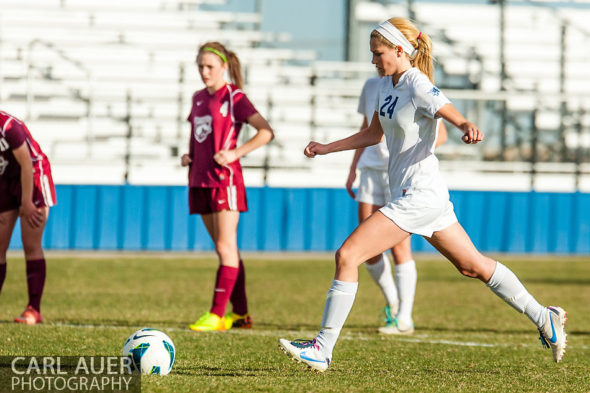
566, 330, 590, 336
5, 319, 588, 338
173, 366, 275, 377
253, 322, 319, 331
520, 277, 590, 286
419, 276, 590, 286
220, 322, 590, 337
420, 326, 532, 335
0, 319, 188, 329
421, 367, 503, 375
422, 325, 590, 337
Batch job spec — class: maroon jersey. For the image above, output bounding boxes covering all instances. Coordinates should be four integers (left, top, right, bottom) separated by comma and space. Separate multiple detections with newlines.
186, 84, 258, 188
0, 110, 56, 209
0, 111, 52, 181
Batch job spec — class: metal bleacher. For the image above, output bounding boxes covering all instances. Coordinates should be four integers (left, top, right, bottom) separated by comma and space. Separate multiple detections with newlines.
1, 0, 589, 190
0, 0, 324, 185
355, 1, 590, 191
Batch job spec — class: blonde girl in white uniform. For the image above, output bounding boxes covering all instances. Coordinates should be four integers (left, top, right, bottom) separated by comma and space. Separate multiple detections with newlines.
347, 72, 447, 335
279, 17, 566, 372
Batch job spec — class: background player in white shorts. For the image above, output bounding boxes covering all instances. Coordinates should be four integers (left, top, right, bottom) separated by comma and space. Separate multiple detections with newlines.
347, 73, 447, 334
279, 17, 567, 372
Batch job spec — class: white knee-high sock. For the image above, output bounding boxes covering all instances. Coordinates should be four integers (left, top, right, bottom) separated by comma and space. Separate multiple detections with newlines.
315, 280, 358, 359
365, 254, 399, 308
394, 260, 417, 325
486, 261, 546, 327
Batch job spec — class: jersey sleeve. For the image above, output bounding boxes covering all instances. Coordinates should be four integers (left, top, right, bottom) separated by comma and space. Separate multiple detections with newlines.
186, 95, 195, 158
233, 93, 258, 123
411, 77, 450, 118
186, 92, 197, 122
374, 78, 385, 114
357, 80, 368, 115
188, 119, 194, 159
4, 120, 27, 150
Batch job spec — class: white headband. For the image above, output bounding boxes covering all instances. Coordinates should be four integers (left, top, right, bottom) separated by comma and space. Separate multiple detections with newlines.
375, 21, 418, 59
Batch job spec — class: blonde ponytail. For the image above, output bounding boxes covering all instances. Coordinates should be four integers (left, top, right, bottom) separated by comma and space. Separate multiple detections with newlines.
225, 50, 243, 90
371, 17, 434, 83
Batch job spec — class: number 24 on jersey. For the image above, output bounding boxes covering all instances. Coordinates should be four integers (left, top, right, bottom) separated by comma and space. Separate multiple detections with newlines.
380, 95, 398, 119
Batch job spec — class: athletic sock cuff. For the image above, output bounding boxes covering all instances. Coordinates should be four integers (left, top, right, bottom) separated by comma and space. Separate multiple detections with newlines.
486, 261, 504, 288
331, 279, 358, 293
218, 265, 240, 279
394, 259, 416, 273
26, 259, 46, 265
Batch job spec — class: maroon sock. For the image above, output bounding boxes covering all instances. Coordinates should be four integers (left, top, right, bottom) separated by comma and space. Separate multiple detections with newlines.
210, 265, 239, 318
26, 259, 46, 312
230, 260, 248, 315
0, 263, 6, 293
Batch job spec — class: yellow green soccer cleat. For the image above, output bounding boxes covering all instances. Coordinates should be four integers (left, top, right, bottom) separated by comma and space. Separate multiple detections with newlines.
225, 312, 253, 329
189, 312, 226, 332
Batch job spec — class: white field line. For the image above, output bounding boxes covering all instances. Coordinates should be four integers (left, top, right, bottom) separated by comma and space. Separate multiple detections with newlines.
46, 322, 589, 350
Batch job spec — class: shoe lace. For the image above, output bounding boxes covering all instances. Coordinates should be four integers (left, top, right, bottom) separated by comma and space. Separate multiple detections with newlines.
292, 339, 320, 351
538, 329, 550, 349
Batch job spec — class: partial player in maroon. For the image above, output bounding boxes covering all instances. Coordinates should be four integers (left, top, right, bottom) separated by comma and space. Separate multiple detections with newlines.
182, 42, 274, 332
0, 111, 56, 210
0, 110, 57, 325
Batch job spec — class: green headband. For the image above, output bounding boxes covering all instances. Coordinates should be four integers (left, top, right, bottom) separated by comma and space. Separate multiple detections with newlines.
202, 47, 227, 63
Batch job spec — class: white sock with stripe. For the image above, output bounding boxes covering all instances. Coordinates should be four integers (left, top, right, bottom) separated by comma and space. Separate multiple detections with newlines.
486, 261, 546, 328
315, 280, 358, 359
365, 254, 399, 308
394, 260, 417, 326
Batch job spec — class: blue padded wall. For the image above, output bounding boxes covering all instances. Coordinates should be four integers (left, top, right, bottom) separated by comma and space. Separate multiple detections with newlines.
8, 185, 590, 254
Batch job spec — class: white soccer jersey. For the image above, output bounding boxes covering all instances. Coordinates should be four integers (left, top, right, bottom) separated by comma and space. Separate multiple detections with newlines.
357, 77, 389, 170
375, 68, 456, 236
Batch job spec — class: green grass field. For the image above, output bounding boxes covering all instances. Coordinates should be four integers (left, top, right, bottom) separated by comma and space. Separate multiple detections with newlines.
1, 253, 589, 392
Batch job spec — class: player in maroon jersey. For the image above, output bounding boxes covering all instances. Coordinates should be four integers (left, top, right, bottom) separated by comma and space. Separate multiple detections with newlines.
182, 42, 274, 332
0, 110, 56, 325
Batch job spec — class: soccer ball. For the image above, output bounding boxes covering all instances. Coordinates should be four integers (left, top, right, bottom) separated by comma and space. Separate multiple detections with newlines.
122, 328, 176, 375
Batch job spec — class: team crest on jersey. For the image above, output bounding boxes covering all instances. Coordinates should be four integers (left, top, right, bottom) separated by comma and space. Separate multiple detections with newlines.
429, 87, 440, 96
0, 137, 9, 152
219, 101, 229, 117
0, 156, 7, 175
193, 115, 213, 143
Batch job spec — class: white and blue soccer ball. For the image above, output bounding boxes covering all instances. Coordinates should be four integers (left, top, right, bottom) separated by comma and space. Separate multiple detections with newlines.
122, 328, 176, 376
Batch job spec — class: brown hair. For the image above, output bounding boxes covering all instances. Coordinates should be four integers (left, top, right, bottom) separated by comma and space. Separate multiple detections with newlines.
197, 41, 244, 89
370, 17, 434, 82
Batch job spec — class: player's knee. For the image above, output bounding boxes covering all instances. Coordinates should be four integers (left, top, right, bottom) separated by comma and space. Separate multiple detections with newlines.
452, 252, 490, 279
391, 238, 412, 262
391, 249, 409, 263
335, 245, 356, 270
21, 241, 43, 259
456, 265, 479, 278
214, 239, 237, 259
456, 259, 489, 279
